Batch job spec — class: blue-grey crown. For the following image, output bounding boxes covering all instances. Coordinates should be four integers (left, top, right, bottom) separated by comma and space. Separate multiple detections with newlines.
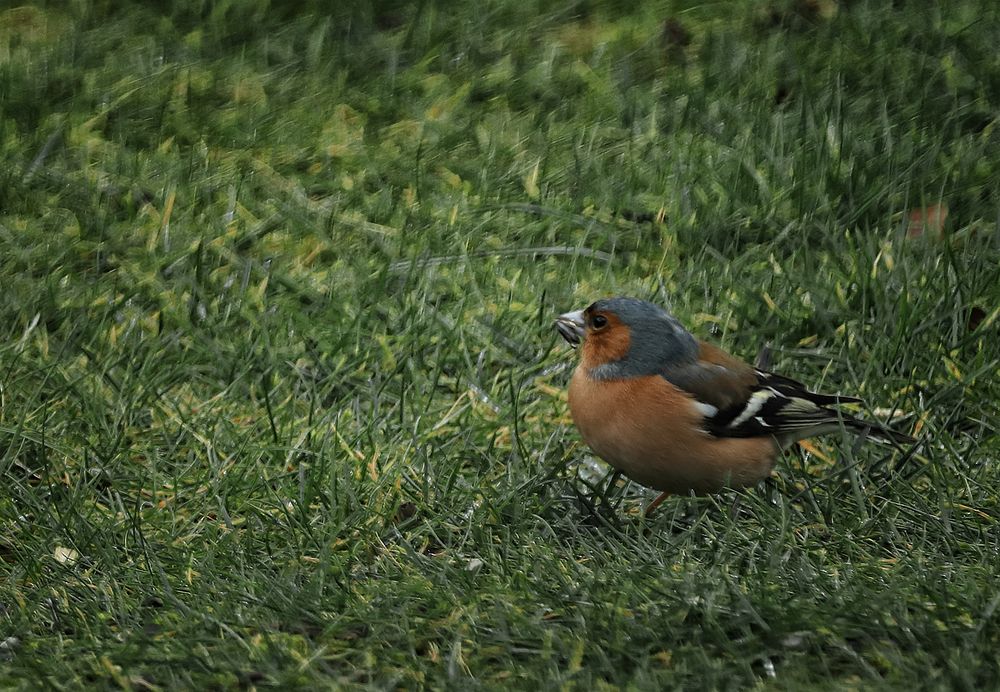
588, 297, 698, 379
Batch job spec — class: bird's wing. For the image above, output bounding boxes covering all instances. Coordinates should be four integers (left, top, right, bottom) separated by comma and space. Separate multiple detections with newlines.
660, 342, 910, 446
705, 370, 865, 441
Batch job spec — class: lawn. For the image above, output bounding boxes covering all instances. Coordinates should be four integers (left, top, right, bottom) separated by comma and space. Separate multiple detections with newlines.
1, 0, 999, 688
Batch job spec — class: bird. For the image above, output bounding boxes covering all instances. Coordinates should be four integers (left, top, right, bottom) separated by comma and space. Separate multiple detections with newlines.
554, 296, 915, 515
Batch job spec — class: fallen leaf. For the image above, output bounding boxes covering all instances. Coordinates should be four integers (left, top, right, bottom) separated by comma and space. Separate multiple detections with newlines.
907, 203, 949, 239
53, 546, 78, 565
394, 502, 418, 523
798, 439, 833, 463
523, 160, 540, 199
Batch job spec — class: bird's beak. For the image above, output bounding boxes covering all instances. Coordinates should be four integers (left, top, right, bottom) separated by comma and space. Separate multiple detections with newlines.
554, 309, 586, 347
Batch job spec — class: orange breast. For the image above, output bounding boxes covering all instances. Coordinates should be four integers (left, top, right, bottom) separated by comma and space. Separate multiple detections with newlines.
567, 368, 777, 494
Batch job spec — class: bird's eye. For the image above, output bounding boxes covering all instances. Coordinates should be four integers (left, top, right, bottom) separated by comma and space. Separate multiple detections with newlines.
591, 314, 608, 330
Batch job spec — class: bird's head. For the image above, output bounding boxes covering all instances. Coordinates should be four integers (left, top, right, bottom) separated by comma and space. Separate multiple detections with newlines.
555, 297, 698, 378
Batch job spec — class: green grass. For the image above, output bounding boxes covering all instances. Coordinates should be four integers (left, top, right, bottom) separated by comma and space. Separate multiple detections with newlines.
2, 0, 999, 688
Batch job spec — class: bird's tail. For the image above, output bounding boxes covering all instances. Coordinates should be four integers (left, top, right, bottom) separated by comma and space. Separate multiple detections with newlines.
775, 412, 916, 450
844, 416, 916, 446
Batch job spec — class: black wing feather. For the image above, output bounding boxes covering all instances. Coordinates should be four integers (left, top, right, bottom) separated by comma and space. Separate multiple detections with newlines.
703, 370, 913, 446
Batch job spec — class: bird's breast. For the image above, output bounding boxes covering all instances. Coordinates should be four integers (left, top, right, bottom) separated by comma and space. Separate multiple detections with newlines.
567, 368, 777, 494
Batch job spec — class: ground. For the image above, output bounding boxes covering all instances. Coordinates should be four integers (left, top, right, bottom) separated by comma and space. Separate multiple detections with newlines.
1, 1, 999, 688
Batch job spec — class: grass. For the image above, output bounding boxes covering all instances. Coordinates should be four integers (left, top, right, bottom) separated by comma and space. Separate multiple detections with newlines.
1, 0, 999, 687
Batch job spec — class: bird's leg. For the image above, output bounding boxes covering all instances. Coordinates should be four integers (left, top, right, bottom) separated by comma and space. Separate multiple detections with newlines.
603, 469, 623, 498
603, 469, 633, 511
644, 491, 670, 517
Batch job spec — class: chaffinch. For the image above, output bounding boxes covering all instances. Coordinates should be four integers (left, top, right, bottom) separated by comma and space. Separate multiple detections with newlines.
555, 297, 914, 514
